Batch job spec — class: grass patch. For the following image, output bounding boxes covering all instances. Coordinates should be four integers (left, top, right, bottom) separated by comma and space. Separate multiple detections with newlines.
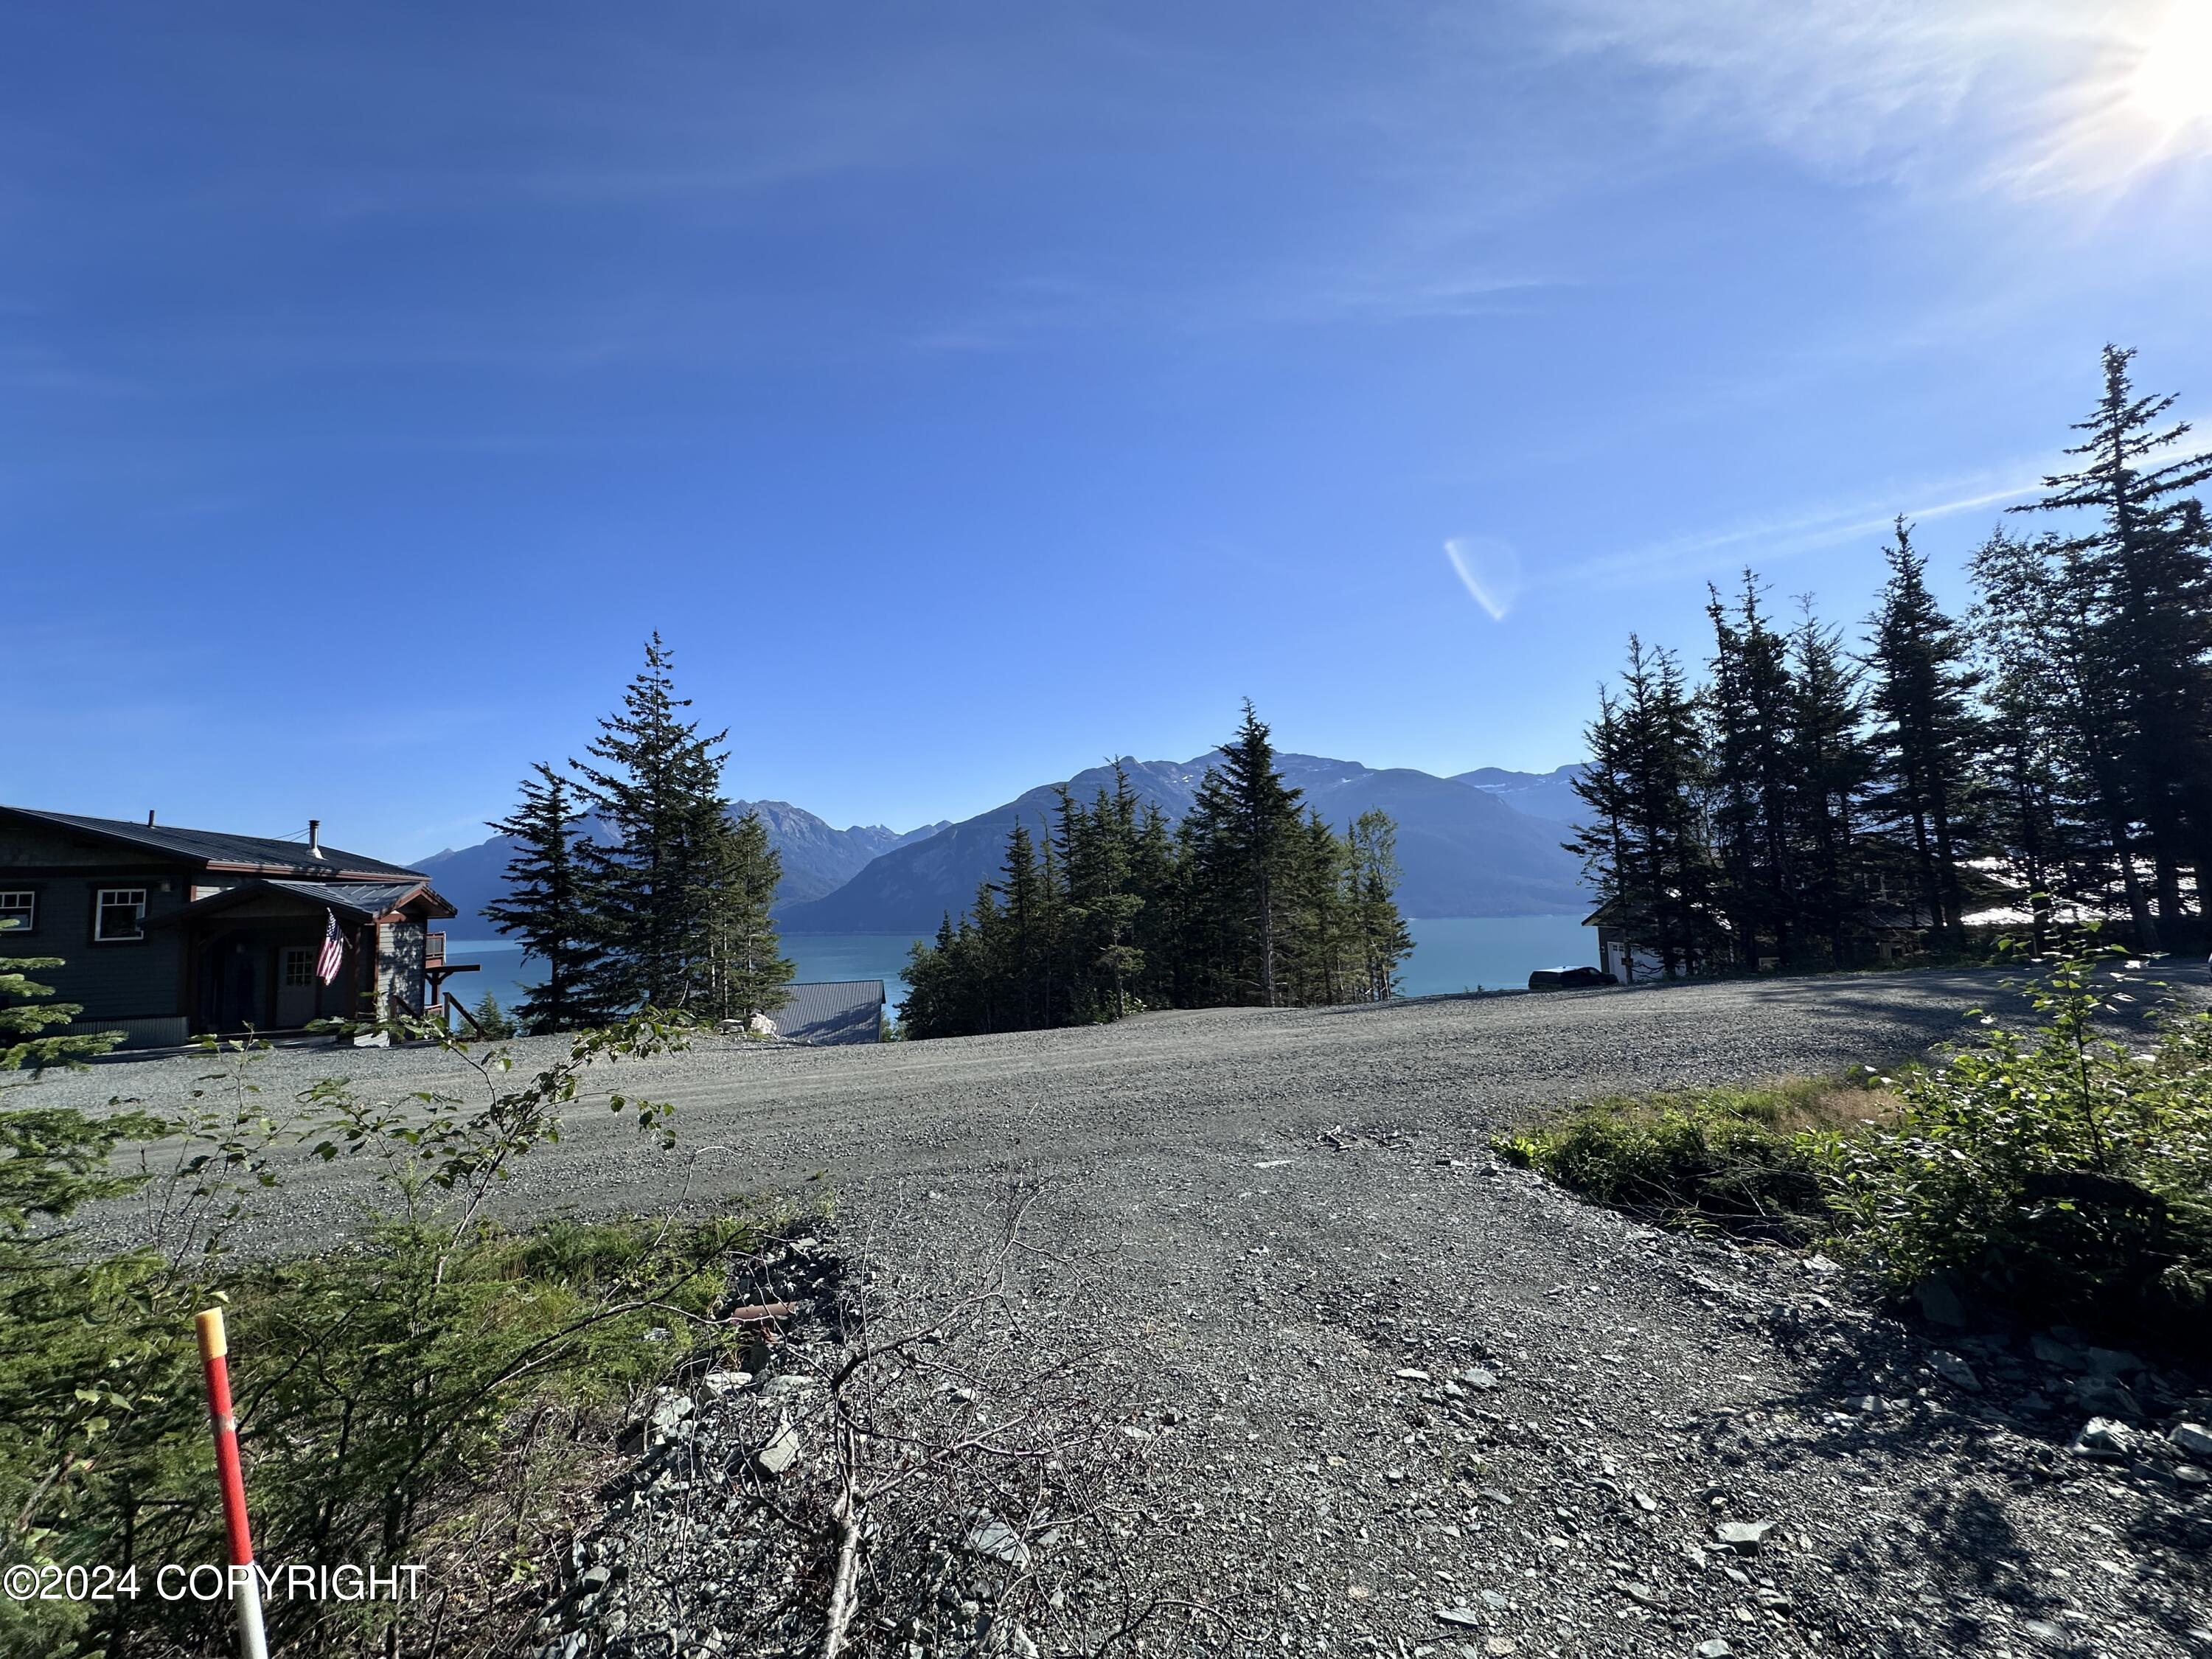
1495, 1074, 1899, 1242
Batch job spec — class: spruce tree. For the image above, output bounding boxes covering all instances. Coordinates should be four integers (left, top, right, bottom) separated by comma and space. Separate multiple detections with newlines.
573, 635, 732, 1013
1284, 810, 1349, 1004
996, 822, 1047, 1030
1567, 687, 1638, 978
699, 808, 794, 1024
1057, 777, 1146, 1020
1970, 527, 2115, 951
1784, 602, 1873, 966
1865, 521, 1983, 953
2013, 345, 2212, 945
1346, 809, 1413, 1001
901, 915, 956, 1040
1186, 703, 1306, 1005
1571, 639, 1719, 979
898, 718, 1404, 1037
1703, 574, 1797, 965
1626, 639, 1722, 975
483, 762, 605, 1033
1126, 799, 1180, 1011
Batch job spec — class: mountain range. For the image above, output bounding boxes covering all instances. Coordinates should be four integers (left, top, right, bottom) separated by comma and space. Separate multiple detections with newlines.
777, 754, 1585, 933
418, 759, 1589, 937
1453, 764, 1588, 826
415, 801, 951, 936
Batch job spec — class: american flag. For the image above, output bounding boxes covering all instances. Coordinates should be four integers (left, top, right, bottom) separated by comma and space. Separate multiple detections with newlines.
316, 909, 347, 985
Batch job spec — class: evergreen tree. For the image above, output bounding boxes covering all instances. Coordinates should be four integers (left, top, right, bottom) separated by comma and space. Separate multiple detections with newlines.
483, 762, 605, 1033
1970, 527, 2112, 952
996, 821, 1048, 1029
2013, 345, 2212, 945
899, 709, 1409, 1036
1125, 799, 1180, 1011
1185, 703, 1307, 1005
699, 808, 794, 1024
1631, 639, 1722, 975
1056, 776, 1147, 1020
1567, 686, 1638, 977
1346, 809, 1414, 1001
573, 635, 734, 1013
900, 914, 961, 1040
1571, 639, 1722, 979
1283, 810, 1350, 1005
1784, 602, 1874, 965
1703, 574, 1797, 964
1864, 521, 1983, 953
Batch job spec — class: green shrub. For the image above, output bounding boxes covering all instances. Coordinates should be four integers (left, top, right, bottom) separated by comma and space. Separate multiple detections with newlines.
0, 1013, 771, 1658
1495, 1074, 1895, 1241
1500, 944, 2212, 1354
1822, 947, 2212, 1343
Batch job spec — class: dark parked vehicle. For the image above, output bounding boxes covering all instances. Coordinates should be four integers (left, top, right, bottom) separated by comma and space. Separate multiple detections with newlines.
1527, 965, 1619, 990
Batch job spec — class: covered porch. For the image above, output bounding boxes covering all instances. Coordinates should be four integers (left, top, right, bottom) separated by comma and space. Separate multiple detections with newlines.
153, 878, 459, 1037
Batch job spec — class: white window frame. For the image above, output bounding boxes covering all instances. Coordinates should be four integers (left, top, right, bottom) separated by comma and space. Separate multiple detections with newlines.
281, 946, 315, 989
0, 890, 35, 936
94, 887, 147, 942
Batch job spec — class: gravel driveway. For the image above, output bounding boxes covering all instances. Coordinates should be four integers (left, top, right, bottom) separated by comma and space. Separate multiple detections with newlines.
66, 968, 2014, 1251
41, 969, 2212, 1657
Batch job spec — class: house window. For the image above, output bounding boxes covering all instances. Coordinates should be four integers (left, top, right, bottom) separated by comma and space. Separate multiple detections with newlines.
94, 888, 147, 942
0, 891, 34, 936
282, 947, 314, 988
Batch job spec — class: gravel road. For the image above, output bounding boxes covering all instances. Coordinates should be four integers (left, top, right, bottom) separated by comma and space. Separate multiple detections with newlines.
43, 969, 2212, 1657
67, 969, 2019, 1251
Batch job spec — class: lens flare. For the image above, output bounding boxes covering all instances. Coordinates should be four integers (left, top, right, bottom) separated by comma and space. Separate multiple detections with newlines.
2129, 1, 2212, 133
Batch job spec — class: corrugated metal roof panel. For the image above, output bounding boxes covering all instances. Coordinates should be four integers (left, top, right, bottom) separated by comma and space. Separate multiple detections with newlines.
263, 880, 427, 918
765, 979, 884, 1045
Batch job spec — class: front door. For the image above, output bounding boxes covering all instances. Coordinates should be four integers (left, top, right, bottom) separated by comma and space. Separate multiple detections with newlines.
276, 946, 316, 1028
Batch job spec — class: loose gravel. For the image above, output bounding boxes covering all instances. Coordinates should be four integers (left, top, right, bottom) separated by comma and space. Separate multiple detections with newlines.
37, 970, 2212, 1657
66, 969, 2033, 1254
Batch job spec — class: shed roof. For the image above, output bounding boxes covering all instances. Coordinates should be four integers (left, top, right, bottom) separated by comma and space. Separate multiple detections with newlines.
766, 979, 885, 1046
0, 806, 425, 880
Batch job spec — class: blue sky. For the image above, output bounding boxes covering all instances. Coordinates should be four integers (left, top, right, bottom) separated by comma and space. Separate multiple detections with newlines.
7, 1, 2211, 860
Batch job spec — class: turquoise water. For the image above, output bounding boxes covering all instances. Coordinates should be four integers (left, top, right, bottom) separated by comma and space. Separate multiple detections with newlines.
442, 933, 928, 1019
1397, 914, 1598, 997
446, 915, 1596, 1019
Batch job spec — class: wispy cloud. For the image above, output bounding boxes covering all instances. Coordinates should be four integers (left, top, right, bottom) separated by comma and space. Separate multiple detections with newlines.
1563, 470, 2045, 590
1541, 0, 2209, 197
1568, 428, 2212, 591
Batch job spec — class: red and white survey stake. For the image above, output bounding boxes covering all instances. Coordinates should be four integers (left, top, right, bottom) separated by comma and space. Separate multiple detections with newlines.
195, 1308, 270, 1659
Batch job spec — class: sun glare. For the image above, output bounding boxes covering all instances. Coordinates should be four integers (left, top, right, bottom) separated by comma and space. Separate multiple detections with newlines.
2129, 1, 2212, 132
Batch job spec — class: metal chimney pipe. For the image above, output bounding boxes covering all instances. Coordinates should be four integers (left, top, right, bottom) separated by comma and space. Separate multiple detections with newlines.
147, 810, 156, 827
308, 819, 323, 859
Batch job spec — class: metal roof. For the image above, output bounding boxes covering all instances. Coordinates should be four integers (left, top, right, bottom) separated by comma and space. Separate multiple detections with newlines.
764, 979, 885, 1046
263, 880, 438, 919
151, 877, 452, 928
0, 806, 425, 880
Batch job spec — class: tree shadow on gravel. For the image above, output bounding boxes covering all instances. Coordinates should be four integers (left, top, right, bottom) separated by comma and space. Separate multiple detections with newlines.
1749, 1298, 2212, 1654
